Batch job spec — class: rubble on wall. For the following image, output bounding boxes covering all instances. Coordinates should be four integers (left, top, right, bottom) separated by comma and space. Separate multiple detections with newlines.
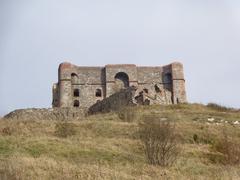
88, 87, 137, 114
88, 85, 174, 115
133, 83, 173, 105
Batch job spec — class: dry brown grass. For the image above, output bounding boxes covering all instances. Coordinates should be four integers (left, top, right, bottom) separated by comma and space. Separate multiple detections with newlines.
211, 127, 240, 165
0, 104, 239, 179
54, 122, 76, 138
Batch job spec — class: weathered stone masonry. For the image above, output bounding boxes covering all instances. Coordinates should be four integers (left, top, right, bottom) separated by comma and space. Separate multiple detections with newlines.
52, 62, 187, 108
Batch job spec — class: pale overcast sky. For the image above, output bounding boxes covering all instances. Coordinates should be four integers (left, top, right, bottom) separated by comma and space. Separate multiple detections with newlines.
0, 0, 240, 115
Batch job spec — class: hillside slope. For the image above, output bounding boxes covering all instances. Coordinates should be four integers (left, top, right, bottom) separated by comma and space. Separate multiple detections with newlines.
0, 104, 240, 180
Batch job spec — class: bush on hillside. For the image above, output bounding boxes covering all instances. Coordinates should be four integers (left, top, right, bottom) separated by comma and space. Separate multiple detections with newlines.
193, 134, 199, 143
211, 128, 240, 165
207, 103, 233, 112
138, 115, 180, 167
192, 128, 214, 145
54, 122, 76, 138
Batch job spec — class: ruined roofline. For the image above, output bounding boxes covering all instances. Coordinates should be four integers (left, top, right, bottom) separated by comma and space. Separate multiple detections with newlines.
138, 61, 183, 68
59, 62, 104, 69
105, 64, 136, 67
59, 61, 183, 69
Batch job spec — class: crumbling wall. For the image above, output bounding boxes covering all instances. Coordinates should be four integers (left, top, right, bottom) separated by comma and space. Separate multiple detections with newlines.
134, 83, 173, 105
88, 87, 137, 114
88, 84, 174, 115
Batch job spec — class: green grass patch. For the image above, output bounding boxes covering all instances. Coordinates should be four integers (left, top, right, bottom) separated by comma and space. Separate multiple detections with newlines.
0, 138, 13, 156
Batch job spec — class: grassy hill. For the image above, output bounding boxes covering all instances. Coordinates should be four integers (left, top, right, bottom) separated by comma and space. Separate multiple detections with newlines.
0, 104, 240, 180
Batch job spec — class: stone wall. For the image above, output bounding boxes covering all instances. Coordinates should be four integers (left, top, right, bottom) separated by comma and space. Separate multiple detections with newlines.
137, 67, 163, 84
105, 64, 138, 96
72, 84, 105, 108
171, 62, 187, 104
4, 108, 86, 121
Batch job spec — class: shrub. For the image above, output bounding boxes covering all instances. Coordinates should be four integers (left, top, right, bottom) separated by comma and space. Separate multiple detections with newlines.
138, 115, 180, 167
117, 107, 136, 122
211, 128, 240, 165
200, 128, 214, 145
193, 134, 198, 143
54, 122, 76, 138
207, 103, 233, 112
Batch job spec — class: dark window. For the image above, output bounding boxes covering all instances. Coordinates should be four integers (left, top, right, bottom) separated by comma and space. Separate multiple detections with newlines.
144, 99, 150, 105
163, 73, 172, 84
73, 100, 80, 107
95, 89, 102, 97
143, 88, 149, 94
74, 89, 80, 97
154, 85, 161, 93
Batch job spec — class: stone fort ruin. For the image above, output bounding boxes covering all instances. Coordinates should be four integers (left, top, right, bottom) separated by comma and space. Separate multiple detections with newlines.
52, 62, 187, 109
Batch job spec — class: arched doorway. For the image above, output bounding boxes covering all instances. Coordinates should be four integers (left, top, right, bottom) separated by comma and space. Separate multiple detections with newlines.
71, 73, 78, 84
95, 89, 102, 97
114, 72, 129, 90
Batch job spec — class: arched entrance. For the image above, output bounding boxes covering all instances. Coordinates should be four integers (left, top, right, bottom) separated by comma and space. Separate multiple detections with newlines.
114, 72, 129, 91
71, 73, 78, 84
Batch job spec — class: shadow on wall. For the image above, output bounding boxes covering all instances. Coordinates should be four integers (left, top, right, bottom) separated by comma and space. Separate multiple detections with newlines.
88, 87, 137, 115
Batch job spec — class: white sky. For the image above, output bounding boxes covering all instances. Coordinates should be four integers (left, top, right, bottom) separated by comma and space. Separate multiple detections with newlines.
0, 0, 240, 115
